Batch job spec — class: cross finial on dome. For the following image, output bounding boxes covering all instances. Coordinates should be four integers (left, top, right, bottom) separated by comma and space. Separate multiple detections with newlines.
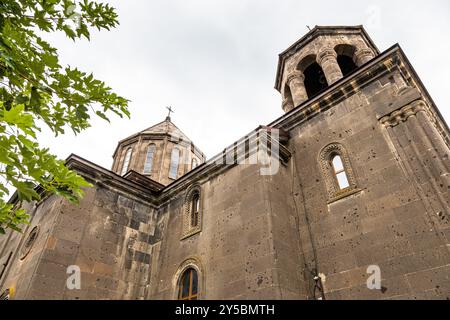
166, 106, 174, 120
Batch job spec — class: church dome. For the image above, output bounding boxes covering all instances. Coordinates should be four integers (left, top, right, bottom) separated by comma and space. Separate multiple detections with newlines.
111, 116, 205, 185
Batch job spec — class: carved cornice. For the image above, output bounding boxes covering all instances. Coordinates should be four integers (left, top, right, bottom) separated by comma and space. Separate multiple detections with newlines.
379, 99, 450, 152
355, 48, 375, 59
286, 71, 305, 85
380, 100, 427, 127
317, 47, 337, 65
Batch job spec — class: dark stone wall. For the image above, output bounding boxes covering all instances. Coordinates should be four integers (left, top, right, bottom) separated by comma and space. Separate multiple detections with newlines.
0, 186, 161, 300
289, 71, 450, 300
0, 196, 63, 299
150, 69, 450, 301
2, 60, 450, 301
148, 163, 307, 300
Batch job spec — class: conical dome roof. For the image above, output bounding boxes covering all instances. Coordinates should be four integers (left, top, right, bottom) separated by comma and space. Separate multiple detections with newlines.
139, 117, 191, 142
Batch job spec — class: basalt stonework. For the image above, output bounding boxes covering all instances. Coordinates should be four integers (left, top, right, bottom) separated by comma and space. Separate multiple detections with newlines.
1, 26, 449, 300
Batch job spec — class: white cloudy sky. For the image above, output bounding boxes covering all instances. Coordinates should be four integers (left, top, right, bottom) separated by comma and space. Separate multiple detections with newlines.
40, 0, 450, 169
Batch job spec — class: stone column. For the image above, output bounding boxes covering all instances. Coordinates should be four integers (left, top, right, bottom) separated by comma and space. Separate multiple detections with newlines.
286, 71, 308, 108
354, 48, 375, 67
403, 116, 450, 215
317, 48, 343, 85
409, 112, 450, 184
414, 105, 450, 174
381, 102, 450, 217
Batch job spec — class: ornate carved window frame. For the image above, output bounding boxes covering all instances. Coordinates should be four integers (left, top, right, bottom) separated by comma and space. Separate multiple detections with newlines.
181, 185, 202, 239
319, 143, 359, 203
20, 225, 40, 260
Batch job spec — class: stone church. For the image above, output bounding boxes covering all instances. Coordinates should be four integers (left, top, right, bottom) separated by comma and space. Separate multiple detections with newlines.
1, 26, 450, 300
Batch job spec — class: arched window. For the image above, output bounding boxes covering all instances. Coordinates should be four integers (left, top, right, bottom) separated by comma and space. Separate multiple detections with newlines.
319, 143, 358, 203
20, 226, 39, 260
191, 192, 200, 227
178, 268, 198, 300
191, 158, 198, 170
182, 186, 202, 239
298, 55, 328, 99
331, 155, 350, 189
143, 144, 156, 175
335, 44, 358, 77
121, 148, 132, 175
169, 148, 180, 179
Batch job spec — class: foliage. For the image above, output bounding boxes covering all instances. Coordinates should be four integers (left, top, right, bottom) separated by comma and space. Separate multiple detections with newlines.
0, 0, 129, 234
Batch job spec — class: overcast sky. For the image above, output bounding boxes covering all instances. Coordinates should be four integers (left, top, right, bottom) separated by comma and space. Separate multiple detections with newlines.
40, 0, 450, 170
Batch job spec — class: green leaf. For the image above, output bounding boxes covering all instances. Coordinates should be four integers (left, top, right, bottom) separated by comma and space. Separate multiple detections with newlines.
0, 0, 129, 234
95, 110, 110, 122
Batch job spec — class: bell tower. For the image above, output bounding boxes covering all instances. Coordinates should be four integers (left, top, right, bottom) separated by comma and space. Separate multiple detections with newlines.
275, 26, 379, 112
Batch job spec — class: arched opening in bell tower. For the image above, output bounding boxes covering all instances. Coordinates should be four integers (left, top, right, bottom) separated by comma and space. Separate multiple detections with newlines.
335, 44, 358, 77
298, 55, 328, 99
